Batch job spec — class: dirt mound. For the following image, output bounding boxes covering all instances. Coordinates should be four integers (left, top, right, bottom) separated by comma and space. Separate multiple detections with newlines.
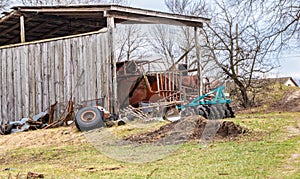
272, 89, 300, 112
126, 116, 247, 144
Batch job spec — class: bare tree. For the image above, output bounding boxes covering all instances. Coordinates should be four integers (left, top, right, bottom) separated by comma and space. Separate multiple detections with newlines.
0, 0, 9, 12
163, 0, 300, 107
165, 0, 209, 16
158, 0, 222, 86
115, 24, 149, 61
149, 24, 182, 66
205, 0, 300, 107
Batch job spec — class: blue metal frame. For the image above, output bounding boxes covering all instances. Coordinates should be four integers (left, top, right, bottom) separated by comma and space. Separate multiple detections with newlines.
178, 85, 231, 109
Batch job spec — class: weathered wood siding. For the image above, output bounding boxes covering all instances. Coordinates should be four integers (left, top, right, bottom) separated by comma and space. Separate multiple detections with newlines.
0, 32, 110, 124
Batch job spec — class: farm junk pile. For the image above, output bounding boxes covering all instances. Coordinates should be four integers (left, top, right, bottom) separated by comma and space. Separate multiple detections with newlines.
0, 100, 76, 135
74, 71, 236, 132
0, 112, 49, 135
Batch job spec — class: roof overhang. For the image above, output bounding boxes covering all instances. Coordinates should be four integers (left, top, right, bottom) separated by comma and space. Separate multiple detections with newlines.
0, 5, 210, 47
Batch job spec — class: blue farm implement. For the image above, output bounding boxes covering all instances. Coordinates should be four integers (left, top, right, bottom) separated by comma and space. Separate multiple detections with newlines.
179, 85, 235, 120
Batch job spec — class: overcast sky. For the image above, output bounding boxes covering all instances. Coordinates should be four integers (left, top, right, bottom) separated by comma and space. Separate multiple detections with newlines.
130, 0, 168, 12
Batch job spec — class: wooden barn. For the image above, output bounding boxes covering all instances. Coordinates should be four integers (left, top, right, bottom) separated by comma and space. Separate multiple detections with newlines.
0, 5, 209, 123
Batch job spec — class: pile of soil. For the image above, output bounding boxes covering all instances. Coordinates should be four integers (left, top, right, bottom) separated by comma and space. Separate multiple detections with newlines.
126, 116, 247, 144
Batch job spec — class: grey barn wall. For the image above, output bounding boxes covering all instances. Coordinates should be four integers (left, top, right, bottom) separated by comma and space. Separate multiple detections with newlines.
0, 31, 110, 124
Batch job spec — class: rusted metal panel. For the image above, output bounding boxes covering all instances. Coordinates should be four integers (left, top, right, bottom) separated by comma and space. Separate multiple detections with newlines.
0, 31, 110, 123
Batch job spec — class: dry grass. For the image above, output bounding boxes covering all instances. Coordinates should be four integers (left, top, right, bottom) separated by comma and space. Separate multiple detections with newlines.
0, 112, 299, 178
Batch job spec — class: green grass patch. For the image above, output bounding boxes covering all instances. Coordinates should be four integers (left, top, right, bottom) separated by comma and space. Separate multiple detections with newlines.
0, 112, 299, 178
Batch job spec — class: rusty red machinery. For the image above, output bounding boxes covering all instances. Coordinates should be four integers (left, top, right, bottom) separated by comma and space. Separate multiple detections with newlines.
74, 60, 235, 131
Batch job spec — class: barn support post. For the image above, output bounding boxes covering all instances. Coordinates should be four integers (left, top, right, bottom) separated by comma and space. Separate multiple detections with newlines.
20, 15, 25, 43
107, 16, 118, 114
194, 27, 202, 96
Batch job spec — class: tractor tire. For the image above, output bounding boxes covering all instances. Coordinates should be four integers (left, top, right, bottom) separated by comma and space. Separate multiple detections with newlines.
224, 103, 235, 118
204, 105, 215, 120
214, 105, 225, 119
197, 106, 208, 119
75, 106, 106, 131
210, 105, 220, 120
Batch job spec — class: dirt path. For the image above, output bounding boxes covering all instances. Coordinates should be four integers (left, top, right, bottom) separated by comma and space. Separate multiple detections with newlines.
282, 122, 300, 176
278, 89, 300, 112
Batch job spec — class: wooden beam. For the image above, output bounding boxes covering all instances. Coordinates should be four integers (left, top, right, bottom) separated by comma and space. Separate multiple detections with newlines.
106, 11, 203, 27
26, 21, 49, 34
40, 24, 69, 39
0, 23, 19, 36
18, 7, 109, 13
194, 27, 202, 96
23, 14, 106, 32
109, 6, 210, 24
0, 11, 17, 24
107, 16, 118, 114
20, 15, 25, 43
0, 17, 31, 39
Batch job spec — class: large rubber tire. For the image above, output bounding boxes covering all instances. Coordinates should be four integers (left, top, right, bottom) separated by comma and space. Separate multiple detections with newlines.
75, 107, 106, 131
215, 105, 225, 119
204, 105, 214, 120
197, 106, 208, 119
224, 103, 235, 118
210, 105, 220, 120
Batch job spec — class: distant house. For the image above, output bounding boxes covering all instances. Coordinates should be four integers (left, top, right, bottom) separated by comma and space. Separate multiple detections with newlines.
266, 77, 299, 87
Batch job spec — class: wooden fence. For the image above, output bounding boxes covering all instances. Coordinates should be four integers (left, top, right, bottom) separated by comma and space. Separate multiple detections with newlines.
0, 31, 111, 124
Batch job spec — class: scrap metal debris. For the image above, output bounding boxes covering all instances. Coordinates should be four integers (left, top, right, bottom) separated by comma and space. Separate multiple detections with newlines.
0, 100, 75, 135
0, 112, 49, 135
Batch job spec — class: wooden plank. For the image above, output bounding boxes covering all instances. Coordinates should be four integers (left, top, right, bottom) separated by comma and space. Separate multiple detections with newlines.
53, 41, 60, 119
82, 36, 89, 102
22, 45, 30, 117
3, 49, 8, 122
194, 27, 202, 96
14, 46, 23, 119
99, 33, 105, 106
107, 16, 118, 113
64, 39, 72, 102
89, 36, 97, 101
36, 43, 43, 113
14, 47, 19, 119
28, 45, 34, 117
58, 40, 64, 115
49, 41, 56, 115
77, 37, 84, 104
0, 50, 6, 123
7, 48, 15, 121
0, 50, 2, 123
66, 39, 73, 102
95, 33, 102, 100
42, 42, 50, 111
103, 33, 110, 109
70, 38, 79, 105
20, 16, 26, 43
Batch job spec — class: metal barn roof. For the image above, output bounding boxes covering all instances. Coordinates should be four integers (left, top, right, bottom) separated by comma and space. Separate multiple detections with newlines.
0, 5, 210, 47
